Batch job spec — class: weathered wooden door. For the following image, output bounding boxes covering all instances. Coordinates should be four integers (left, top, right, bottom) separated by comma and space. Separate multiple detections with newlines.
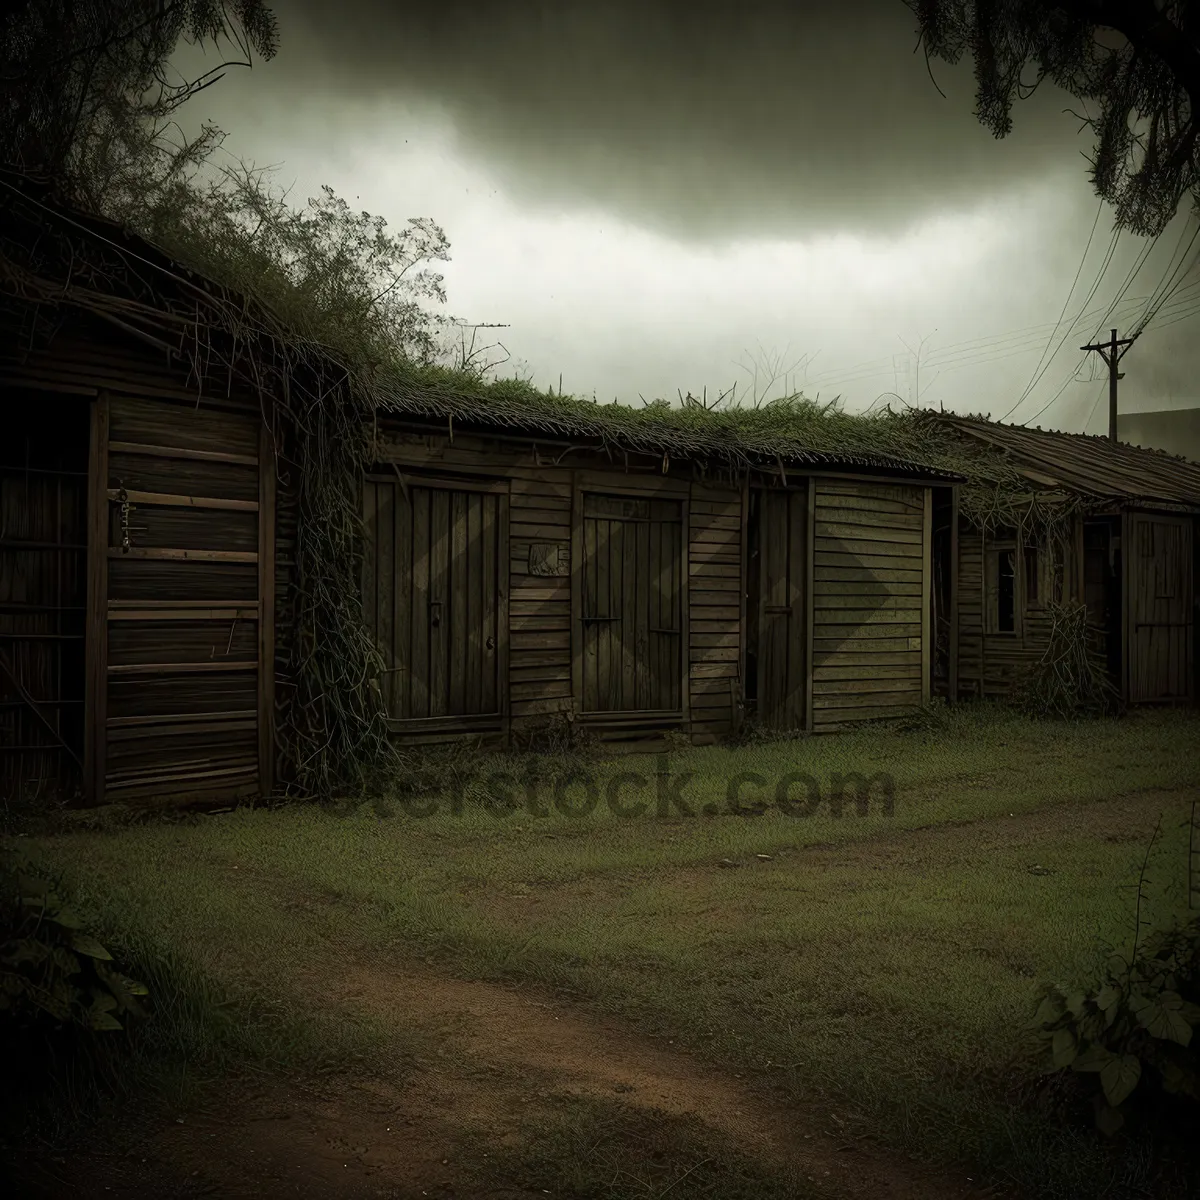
363, 477, 508, 732
756, 489, 807, 729
89, 392, 274, 806
578, 493, 683, 713
1126, 513, 1193, 702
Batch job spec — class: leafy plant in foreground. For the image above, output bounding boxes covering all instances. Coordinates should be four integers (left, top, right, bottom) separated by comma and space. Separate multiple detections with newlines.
1, 859, 148, 1034
1032, 917, 1200, 1136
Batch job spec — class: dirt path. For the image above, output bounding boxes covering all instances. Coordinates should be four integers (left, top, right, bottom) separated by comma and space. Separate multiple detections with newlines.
21, 786, 1177, 1198
16, 958, 995, 1200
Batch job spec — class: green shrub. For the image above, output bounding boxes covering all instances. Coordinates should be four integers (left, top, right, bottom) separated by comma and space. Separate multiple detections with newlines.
1031, 917, 1200, 1136
1, 857, 148, 1035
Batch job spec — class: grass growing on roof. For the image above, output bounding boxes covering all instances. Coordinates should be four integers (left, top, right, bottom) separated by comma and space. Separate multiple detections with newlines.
12, 158, 1166, 799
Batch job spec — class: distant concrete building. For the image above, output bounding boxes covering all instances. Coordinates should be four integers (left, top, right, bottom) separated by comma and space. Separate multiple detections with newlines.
1118, 408, 1200, 463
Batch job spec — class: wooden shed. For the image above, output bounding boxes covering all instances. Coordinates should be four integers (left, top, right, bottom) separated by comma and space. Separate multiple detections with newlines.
0, 173, 379, 809
0, 174, 964, 809
926, 415, 1200, 708
359, 391, 961, 749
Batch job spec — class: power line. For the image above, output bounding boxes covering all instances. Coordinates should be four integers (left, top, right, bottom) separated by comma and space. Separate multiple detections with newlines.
1002, 220, 1123, 421
1021, 360, 1091, 427
1010, 196, 1105, 413
1012, 223, 1170, 427
1081, 381, 1108, 434
804, 274, 1193, 398
800, 230, 1200, 409
1130, 220, 1200, 336
1080, 328, 1136, 441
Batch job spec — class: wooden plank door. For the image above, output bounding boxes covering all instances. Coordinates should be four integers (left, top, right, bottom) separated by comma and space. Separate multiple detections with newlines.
363, 478, 507, 732
578, 492, 684, 714
88, 392, 273, 805
756, 489, 807, 729
1126, 513, 1193, 703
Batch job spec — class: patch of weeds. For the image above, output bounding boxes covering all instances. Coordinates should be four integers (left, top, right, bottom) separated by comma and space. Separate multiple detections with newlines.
883, 697, 954, 734
510, 714, 603, 760
725, 718, 809, 748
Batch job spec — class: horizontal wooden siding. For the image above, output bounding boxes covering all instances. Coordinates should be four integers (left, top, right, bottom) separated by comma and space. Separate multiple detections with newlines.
810, 480, 927, 727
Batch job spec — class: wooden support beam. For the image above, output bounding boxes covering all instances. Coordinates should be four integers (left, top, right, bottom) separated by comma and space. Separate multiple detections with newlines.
85, 393, 110, 805
107, 440, 258, 467
922, 487, 933, 706
804, 477, 815, 733
106, 547, 258, 563
258, 423, 277, 796
948, 485, 960, 702
106, 488, 259, 512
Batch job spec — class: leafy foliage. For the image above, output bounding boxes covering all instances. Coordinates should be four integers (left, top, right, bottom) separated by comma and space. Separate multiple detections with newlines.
117, 161, 459, 371
1032, 917, 1200, 1135
1, 0, 278, 210
1, 855, 148, 1033
906, 1, 1200, 236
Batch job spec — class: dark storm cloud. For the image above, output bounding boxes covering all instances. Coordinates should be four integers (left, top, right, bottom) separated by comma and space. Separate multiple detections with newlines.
261, 0, 1088, 239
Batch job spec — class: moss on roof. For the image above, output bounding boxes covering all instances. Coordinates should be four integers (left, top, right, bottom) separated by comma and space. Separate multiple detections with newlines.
374, 364, 962, 473
8, 173, 1186, 535
375, 363, 1200, 531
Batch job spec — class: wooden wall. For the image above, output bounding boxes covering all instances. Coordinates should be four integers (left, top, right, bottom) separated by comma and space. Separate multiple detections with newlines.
272, 447, 299, 788
371, 426, 935, 745
0, 390, 90, 802
508, 468, 573, 734
1123, 512, 1195, 704
810, 480, 930, 728
368, 431, 748, 746
0, 316, 276, 806
687, 484, 743, 743
955, 529, 987, 697
952, 515, 1115, 702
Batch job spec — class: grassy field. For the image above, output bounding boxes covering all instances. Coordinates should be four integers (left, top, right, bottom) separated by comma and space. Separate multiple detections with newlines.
7, 703, 1200, 1198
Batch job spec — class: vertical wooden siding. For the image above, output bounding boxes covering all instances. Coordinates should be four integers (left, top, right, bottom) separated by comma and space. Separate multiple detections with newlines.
810, 481, 927, 726
1126, 513, 1194, 702
956, 518, 1102, 701
576, 493, 684, 714
753, 488, 806, 731
688, 485, 742, 742
362, 478, 507, 730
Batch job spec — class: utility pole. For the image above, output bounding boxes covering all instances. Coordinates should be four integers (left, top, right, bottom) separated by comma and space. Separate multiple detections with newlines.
899, 331, 937, 410
1080, 328, 1135, 442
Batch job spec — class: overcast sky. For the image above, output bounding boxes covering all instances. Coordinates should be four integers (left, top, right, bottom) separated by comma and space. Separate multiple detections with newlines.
172, 0, 1200, 430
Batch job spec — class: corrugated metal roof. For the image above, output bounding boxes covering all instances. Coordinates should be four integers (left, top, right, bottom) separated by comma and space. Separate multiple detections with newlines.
932, 414, 1200, 508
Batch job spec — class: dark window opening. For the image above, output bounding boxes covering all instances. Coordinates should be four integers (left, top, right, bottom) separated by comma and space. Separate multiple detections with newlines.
996, 549, 1016, 633
1023, 545, 1040, 605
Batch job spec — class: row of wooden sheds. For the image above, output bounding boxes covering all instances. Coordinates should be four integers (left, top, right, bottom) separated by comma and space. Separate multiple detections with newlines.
2, 181, 1198, 808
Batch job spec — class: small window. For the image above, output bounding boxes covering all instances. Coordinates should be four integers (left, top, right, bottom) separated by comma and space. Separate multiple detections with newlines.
997, 550, 1016, 632
986, 546, 1017, 634
1023, 545, 1040, 606
1154, 524, 1180, 599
